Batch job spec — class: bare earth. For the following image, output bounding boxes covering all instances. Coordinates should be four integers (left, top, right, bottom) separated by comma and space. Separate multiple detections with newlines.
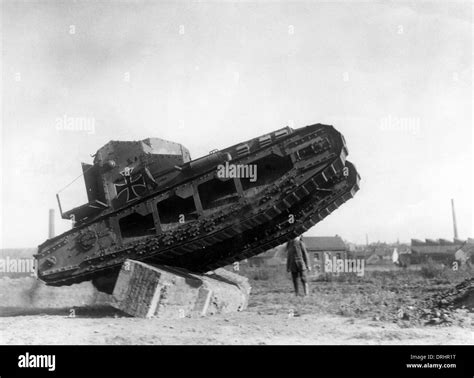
1, 310, 472, 345
0, 266, 473, 345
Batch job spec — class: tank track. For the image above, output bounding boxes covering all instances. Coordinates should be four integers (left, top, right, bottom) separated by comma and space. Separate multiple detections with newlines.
38, 124, 360, 286
185, 161, 360, 271
45, 159, 359, 286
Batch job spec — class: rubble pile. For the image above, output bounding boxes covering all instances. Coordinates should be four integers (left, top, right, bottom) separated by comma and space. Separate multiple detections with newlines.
430, 277, 474, 310
418, 278, 473, 326
381, 278, 474, 326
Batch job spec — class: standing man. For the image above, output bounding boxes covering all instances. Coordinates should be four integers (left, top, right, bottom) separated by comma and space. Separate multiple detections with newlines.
286, 236, 311, 296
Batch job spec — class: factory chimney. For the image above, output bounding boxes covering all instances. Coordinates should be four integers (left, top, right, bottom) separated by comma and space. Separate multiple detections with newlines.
451, 199, 458, 239
48, 208, 55, 239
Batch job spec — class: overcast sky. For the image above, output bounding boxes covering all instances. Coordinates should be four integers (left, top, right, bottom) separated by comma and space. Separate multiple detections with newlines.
1, 0, 472, 248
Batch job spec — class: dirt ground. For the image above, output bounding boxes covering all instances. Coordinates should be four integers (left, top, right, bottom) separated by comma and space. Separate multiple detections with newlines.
1, 307, 473, 345
0, 266, 473, 345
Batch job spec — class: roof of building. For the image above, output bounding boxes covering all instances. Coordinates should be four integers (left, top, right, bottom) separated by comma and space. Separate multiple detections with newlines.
302, 236, 346, 252
411, 245, 457, 255
411, 238, 473, 246
367, 253, 381, 262
411, 238, 473, 255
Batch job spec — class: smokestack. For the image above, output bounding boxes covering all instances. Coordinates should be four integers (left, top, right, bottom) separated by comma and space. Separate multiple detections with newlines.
48, 208, 55, 239
366, 233, 369, 246
451, 199, 458, 239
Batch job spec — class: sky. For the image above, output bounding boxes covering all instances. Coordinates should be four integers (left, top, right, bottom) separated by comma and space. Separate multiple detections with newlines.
1, 0, 472, 248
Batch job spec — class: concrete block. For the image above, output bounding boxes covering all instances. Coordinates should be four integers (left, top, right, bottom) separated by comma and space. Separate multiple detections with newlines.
208, 268, 252, 310
111, 260, 251, 318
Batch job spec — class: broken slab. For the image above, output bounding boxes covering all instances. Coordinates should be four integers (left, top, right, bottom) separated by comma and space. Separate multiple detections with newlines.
205, 268, 252, 311
111, 259, 251, 319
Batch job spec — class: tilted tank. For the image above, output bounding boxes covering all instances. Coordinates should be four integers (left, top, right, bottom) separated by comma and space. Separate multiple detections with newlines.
35, 123, 360, 292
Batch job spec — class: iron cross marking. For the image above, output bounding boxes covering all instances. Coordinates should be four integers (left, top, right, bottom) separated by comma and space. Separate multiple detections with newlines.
114, 167, 146, 203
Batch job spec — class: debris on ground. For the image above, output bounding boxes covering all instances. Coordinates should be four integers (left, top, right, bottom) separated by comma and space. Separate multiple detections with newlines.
416, 278, 473, 326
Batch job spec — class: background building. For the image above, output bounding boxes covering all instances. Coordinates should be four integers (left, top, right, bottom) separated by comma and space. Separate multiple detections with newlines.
302, 236, 347, 276
410, 238, 474, 264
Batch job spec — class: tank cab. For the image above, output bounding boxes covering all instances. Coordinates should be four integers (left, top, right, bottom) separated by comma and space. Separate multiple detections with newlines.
58, 138, 191, 226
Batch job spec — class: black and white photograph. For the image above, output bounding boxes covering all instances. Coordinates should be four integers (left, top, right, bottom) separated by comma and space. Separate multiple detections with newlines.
0, 0, 472, 376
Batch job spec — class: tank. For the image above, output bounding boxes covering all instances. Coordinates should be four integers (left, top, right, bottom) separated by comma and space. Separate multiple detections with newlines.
35, 123, 360, 291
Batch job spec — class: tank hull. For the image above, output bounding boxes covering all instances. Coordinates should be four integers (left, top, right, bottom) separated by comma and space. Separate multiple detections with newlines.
35, 124, 360, 286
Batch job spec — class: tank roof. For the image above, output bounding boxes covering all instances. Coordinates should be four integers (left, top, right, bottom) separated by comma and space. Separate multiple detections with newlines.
94, 137, 191, 165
